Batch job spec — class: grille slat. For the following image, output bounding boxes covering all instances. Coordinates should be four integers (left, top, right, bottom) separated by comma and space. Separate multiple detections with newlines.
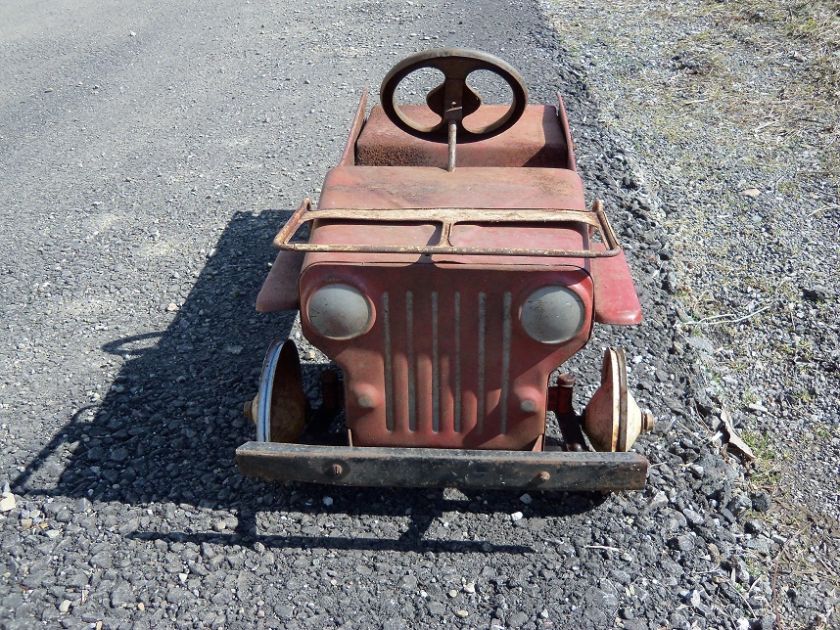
405, 291, 416, 431
477, 291, 487, 433
453, 291, 461, 433
500, 291, 512, 433
383, 292, 394, 431
431, 291, 440, 432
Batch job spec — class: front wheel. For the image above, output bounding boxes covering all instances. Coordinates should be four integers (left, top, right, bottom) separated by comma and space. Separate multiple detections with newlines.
246, 339, 309, 443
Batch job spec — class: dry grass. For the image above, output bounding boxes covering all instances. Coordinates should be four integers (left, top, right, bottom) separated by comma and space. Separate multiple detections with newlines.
548, 2, 840, 624
698, 1, 839, 177
706, 0, 840, 96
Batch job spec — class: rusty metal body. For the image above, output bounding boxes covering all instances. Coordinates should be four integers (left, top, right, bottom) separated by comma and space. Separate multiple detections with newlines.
239, 49, 653, 490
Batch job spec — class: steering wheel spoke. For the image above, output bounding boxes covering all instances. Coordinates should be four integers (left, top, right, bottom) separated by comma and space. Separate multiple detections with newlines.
380, 48, 528, 144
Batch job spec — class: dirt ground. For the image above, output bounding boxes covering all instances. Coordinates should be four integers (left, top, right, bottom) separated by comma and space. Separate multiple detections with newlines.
543, 0, 839, 625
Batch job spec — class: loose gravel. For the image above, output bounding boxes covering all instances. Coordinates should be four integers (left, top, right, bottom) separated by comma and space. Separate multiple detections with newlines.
1, 0, 836, 628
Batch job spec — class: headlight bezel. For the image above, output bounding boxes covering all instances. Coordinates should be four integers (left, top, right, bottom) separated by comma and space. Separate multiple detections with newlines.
304, 281, 375, 341
518, 284, 586, 345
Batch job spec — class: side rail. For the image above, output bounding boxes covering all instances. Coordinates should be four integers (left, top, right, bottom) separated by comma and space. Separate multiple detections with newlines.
273, 198, 622, 259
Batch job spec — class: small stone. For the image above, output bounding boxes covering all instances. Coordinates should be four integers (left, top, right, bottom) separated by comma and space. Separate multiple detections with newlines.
747, 537, 771, 555
751, 492, 771, 513
682, 508, 704, 527
129, 31, 137, 37
45, 529, 61, 539
740, 188, 760, 198
400, 575, 418, 590
137, 603, 145, 611
463, 582, 476, 594
224, 345, 243, 355
728, 493, 752, 516
447, 589, 458, 598
59, 600, 72, 613
540, 609, 549, 619
212, 520, 227, 532
166, 588, 187, 604
745, 519, 763, 535
510, 511, 524, 522
668, 534, 695, 552
508, 611, 529, 628
648, 491, 668, 510
686, 336, 715, 354
519, 493, 533, 505
689, 590, 702, 607
802, 287, 828, 303
455, 610, 468, 618
0, 493, 16, 512
322, 496, 333, 507
19, 518, 32, 529
90, 551, 113, 569
110, 585, 133, 608
165, 302, 179, 312
109, 448, 129, 462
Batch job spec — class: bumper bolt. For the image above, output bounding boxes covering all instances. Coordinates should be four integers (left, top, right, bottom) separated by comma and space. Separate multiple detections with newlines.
330, 463, 344, 478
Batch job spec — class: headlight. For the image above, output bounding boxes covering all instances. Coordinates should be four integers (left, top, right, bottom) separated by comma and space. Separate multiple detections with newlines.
306, 283, 372, 340
520, 286, 585, 344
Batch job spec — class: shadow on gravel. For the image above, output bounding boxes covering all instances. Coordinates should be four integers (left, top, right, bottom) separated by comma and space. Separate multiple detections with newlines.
128, 489, 608, 554
13, 210, 608, 554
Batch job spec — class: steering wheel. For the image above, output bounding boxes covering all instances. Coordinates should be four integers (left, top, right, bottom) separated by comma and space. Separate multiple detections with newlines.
380, 48, 528, 144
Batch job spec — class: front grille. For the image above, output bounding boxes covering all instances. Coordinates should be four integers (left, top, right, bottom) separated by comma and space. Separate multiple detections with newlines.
380, 287, 514, 439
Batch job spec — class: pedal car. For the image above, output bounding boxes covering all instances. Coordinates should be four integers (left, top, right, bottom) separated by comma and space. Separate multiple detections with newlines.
236, 48, 654, 490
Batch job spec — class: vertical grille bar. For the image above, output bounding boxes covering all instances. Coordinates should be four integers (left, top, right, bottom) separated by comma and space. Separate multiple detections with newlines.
453, 291, 461, 433
382, 292, 394, 431
477, 292, 486, 433
406, 291, 416, 431
500, 291, 512, 433
431, 291, 440, 432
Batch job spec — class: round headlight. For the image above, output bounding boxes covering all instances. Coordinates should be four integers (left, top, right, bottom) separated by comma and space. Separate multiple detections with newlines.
520, 286, 585, 344
307, 283, 372, 340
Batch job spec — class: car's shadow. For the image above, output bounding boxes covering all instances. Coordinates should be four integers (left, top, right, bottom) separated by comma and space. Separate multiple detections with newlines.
12, 210, 608, 555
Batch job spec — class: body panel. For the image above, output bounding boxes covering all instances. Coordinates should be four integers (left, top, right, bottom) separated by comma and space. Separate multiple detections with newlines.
300, 263, 593, 450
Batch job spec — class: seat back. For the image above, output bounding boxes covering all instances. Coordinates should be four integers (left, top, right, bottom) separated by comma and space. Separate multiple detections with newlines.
356, 104, 572, 168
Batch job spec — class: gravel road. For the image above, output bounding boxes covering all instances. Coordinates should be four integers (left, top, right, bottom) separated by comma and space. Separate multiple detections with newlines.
1, 0, 836, 628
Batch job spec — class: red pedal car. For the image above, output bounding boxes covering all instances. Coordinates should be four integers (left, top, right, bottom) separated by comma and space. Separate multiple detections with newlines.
236, 49, 654, 491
